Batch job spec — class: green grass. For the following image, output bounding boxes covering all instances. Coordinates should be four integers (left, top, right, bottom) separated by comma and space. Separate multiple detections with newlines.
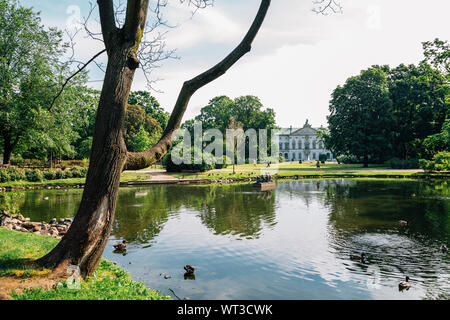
0, 171, 151, 188
0, 229, 170, 300
167, 162, 448, 180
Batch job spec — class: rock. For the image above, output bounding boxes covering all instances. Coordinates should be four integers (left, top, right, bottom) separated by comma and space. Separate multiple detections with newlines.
49, 218, 57, 224
64, 218, 73, 223
0, 215, 12, 227
33, 225, 42, 232
17, 214, 25, 221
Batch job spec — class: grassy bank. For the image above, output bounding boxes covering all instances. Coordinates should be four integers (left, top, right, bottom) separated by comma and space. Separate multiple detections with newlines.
0, 171, 152, 188
0, 228, 170, 300
167, 162, 448, 180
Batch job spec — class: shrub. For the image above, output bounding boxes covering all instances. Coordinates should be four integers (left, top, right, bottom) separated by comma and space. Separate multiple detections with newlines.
69, 167, 83, 178
419, 152, 450, 172
319, 154, 327, 164
6, 167, 26, 181
385, 158, 419, 169
25, 169, 44, 182
0, 170, 10, 183
54, 169, 64, 180
43, 170, 57, 180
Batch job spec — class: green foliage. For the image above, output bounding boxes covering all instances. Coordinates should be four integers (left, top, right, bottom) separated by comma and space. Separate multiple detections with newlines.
327, 67, 394, 166
24, 169, 44, 182
128, 91, 169, 129
126, 125, 156, 153
0, 166, 88, 183
385, 158, 419, 169
163, 147, 216, 172
419, 152, 450, 171
387, 62, 448, 159
319, 154, 327, 164
0, 0, 84, 163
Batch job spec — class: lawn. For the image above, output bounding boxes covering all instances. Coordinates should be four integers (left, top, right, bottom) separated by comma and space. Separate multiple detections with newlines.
0, 171, 152, 188
0, 228, 170, 300
166, 162, 443, 180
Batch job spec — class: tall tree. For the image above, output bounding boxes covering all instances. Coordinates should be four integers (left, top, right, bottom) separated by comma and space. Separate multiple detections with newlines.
327, 67, 394, 167
0, 0, 71, 164
128, 91, 169, 129
387, 63, 448, 159
37, 0, 272, 277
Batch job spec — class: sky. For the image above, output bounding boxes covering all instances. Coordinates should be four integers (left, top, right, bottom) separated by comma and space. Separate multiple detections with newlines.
20, 0, 450, 128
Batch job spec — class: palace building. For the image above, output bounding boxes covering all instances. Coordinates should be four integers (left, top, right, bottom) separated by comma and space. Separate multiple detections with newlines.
276, 120, 335, 161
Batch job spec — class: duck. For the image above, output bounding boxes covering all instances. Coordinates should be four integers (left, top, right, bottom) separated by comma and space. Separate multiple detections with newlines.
113, 240, 127, 250
184, 265, 195, 274
350, 252, 367, 262
398, 276, 411, 291
399, 220, 408, 227
441, 245, 448, 253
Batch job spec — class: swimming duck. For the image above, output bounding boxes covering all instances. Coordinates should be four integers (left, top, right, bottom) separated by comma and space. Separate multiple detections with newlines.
184, 265, 195, 274
350, 252, 367, 262
398, 276, 410, 291
399, 220, 408, 227
441, 245, 448, 253
113, 240, 127, 250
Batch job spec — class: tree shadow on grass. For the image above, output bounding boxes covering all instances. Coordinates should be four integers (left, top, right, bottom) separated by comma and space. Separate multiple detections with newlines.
0, 258, 47, 278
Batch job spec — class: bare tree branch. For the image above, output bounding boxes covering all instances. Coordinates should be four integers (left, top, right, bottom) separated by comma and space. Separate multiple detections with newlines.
48, 49, 106, 111
125, 0, 271, 170
312, 0, 342, 15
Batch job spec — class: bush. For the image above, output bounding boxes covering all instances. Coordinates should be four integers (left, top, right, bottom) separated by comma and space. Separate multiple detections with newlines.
5, 167, 26, 181
214, 156, 231, 169
54, 169, 65, 180
419, 152, 450, 172
43, 170, 57, 180
25, 169, 44, 182
385, 158, 419, 169
69, 167, 83, 178
319, 154, 327, 164
0, 170, 10, 183
337, 155, 360, 164
163, 147, 216, 172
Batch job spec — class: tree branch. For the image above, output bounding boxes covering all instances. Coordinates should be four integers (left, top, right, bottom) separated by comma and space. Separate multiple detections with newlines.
125, 0, 271, 170
48, 49, 107, 111
97, 0, 118, 49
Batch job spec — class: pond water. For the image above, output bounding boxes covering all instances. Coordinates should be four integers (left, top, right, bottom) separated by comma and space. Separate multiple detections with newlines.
1, 179, 449, 300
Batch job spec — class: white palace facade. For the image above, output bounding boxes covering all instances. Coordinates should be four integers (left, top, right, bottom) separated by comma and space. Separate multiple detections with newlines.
276, 120, 335, 162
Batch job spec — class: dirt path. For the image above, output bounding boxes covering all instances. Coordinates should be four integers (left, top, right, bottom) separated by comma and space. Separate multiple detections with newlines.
133, 170, 179, 181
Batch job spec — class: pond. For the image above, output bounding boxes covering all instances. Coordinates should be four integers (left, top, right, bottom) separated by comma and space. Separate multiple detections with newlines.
1, 179, 449, 300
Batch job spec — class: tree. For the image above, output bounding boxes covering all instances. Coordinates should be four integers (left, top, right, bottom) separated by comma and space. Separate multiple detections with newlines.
422, 38, 450, 76
124, 104, 162, 152
37, 0, 272, 277
387, 63, 448, 159
128, 91, 169, 129
0, 0, 73, 164
327, 67, 394, 167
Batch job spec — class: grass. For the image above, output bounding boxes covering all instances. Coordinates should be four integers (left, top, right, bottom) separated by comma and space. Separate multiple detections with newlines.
0, 171, 151, 188
166, 162, 447, 180
0, 229, 170, 300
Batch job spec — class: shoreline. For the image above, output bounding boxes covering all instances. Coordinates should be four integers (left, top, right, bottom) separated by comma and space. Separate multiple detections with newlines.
0, 172, 448, 192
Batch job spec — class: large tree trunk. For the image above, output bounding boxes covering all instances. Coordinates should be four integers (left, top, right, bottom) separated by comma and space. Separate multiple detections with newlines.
37, 0, 271, 278
2, 135, 13, 165
37, 47, 136, 277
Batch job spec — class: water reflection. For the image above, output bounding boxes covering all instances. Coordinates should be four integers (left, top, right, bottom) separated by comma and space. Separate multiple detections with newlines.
1, 179, 448, 299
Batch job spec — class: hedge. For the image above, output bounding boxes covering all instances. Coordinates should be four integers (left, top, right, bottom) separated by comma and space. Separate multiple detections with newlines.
0, 167, 88, 183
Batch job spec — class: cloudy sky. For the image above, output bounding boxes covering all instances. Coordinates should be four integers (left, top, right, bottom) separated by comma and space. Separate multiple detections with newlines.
21, 0, 450, 127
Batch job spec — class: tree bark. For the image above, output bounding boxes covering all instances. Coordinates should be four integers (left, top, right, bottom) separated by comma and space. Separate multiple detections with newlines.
37, 0, 271, 278
37, 40, 136, 277
2, 133, 15, 165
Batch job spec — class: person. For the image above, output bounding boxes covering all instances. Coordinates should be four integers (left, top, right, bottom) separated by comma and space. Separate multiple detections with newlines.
267, 161, 271, 167
316, 160, 320, 169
